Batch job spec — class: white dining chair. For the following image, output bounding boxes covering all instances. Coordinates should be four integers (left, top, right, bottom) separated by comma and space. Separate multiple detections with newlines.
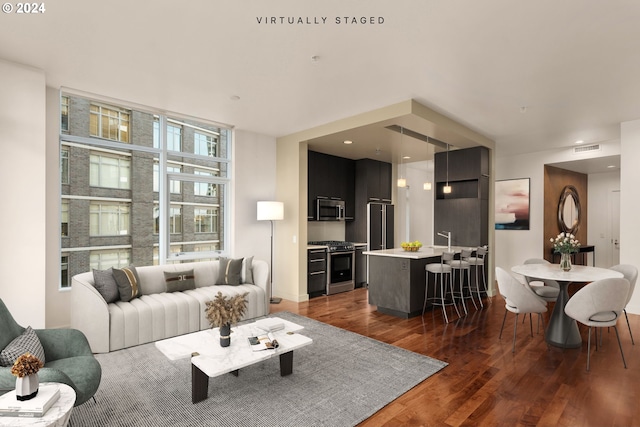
564, 277, 630, 371
609, 264, 638, 345
495, 267, 548, 353
523, 258, 560, 303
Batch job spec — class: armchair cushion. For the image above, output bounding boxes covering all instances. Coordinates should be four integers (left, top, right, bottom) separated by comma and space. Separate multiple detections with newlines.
0, 326, 45, 367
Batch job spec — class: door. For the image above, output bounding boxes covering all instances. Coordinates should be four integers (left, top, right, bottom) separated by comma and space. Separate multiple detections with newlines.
610, 190, 620, 266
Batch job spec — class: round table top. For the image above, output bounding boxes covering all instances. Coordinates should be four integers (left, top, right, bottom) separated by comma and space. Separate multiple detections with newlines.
0, 382, 75, 427
511, 263, 624, 283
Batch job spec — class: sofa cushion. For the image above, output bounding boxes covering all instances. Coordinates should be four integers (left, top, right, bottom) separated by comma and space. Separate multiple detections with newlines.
0, 326, 46, 367
216, 257, 243, 285
164, 269, 196, 292
241, 256, 254, 284
113, 266, 141, 302
92, 268, 120, 303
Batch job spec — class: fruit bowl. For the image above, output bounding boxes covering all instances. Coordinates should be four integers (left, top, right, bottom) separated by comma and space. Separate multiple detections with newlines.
400, 241, 422, 252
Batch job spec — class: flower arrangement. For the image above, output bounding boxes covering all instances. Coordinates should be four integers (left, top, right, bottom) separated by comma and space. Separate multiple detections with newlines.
550, 232, 581, 254
10, 353, 43, 378
205, 291, 249, 328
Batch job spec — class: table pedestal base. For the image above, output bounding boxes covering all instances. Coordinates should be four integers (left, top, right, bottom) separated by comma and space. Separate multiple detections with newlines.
545, 282, 581, 348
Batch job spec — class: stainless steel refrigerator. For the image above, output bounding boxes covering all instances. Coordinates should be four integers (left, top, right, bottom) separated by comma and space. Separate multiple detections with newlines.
367, 203, 394, 251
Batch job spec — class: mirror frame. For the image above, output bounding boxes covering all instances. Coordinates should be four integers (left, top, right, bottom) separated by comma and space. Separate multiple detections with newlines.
557, 185, 581, 235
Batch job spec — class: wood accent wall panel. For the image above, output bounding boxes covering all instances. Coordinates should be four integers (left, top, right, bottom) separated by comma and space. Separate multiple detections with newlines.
543, 165, 588, 262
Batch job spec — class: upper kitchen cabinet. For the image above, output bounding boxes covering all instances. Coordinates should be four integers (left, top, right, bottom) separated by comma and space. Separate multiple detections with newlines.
308, 151, 355, 220
355, 158, 392, 204
434, 146, 489, 247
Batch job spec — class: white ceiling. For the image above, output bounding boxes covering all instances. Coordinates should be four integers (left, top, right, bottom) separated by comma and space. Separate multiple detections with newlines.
1, 1, 637, 172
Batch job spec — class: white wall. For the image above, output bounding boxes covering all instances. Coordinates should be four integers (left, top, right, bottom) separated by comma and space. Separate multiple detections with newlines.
587, 171, 620, 268
231, 130, 278, 270
396, 160, 434, 245
0, 59, 47, 327
495, 141, 621, 274
621, 119, 640, 313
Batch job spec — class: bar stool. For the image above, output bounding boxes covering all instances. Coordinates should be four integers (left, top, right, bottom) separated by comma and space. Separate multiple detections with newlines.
464, 246, 488, 308
424, 251, 460, 323
447, 249, 477, 315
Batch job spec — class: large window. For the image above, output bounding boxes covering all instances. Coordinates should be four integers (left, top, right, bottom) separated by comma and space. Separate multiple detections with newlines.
194, 131, 217, 157
90, 104, 130, 142
89, 201, 130, 236
90, 152, 131, 189
60, 92, 231, 289
61, 148, 69, 184
90, 249, 131, 270
194, 207, 218, 233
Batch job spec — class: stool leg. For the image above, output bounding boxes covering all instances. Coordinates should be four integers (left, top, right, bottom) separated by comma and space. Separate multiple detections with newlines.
457, 269, 468, 315
440, 272, 449, 323
448, 272, 461, 319
474, 264, 484, 308
466, 268, 478, 310
422, 272, 430, 316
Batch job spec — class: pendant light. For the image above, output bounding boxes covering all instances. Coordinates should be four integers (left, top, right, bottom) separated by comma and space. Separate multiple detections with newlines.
423, 136, 432, 191
397, 126, 407, 188
443, 143, 452, 194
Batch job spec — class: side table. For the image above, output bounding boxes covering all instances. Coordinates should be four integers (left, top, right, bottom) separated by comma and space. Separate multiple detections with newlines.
0, 383, 75, 427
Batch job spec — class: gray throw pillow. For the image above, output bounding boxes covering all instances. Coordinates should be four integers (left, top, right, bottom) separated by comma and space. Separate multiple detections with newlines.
92, 267, 120, 303
241, 256, 254, 284
216, 257, 243, 285
164, 269, 195, 292
113, 266, 141, 302
0, 326, 46, 367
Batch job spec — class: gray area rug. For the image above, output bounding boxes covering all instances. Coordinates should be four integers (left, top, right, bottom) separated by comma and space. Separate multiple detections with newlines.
71, 312, 447, 427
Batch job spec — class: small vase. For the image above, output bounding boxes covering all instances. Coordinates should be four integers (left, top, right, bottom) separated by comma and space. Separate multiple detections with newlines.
219, 323, 231, 347
15, 373, 39, 401
560, 253, 572, 272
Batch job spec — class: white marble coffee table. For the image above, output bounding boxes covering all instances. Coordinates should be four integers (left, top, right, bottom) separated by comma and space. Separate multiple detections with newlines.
155, 317, 313, 403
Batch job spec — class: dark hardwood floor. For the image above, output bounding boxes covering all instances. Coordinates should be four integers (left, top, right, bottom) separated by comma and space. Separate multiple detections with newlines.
270, 287, 640, 427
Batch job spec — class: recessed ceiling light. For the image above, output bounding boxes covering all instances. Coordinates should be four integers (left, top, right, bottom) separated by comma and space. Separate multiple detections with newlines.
575, 140, 584, 144
403, 155, 411, 160
520, 106, 527, 113
343, 140, 353, 145
607, 165, 616, 168
230, 95, 240, 101
311, 55, 320, 62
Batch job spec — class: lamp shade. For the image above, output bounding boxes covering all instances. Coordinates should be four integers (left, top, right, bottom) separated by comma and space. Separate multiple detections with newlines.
257, 201, 284, 221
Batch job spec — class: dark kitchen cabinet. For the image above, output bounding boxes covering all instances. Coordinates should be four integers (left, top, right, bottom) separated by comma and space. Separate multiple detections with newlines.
307, 248, 327, 298
356, 158, 392, 203
308, 151, 355, 220
434, 146, 489, 247
346, 158, 393, 243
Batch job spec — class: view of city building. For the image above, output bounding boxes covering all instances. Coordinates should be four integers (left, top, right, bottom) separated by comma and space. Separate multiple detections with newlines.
60, 93, 231, 288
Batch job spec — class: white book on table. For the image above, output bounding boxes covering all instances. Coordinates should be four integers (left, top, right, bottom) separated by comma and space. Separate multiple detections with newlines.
0, 384, 60, 417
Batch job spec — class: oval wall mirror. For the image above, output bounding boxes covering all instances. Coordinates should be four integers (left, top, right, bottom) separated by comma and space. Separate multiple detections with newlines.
557, 185, 581, 235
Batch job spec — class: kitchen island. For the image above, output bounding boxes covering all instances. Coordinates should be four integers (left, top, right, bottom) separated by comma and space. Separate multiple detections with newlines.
364, 246, 467, 318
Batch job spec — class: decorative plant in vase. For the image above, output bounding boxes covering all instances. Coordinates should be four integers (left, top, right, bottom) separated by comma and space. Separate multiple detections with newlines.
550, 232, 581, 271
11, 352, 44, 401
205, 291, 249, 347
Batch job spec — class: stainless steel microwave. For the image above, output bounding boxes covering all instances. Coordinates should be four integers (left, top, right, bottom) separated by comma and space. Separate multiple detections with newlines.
316, 198, 345, 221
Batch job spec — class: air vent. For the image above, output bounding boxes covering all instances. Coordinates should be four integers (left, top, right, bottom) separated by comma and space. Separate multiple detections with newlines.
573, 144, 600, 154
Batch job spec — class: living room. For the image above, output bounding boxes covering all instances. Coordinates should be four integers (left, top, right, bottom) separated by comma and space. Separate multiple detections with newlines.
2, 1, 640, 426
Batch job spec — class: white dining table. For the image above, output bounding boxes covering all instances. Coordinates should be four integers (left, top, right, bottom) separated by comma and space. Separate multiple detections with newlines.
511, 263, 624, 348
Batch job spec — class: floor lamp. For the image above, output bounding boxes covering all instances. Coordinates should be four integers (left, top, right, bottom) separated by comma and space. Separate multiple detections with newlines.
257, 201, 284, 304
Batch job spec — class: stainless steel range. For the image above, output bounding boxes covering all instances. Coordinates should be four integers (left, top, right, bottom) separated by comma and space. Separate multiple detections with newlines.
308, 240, 355, 295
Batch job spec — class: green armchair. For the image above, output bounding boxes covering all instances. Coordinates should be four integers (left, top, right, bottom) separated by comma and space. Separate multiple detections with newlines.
0, 299, 101, 406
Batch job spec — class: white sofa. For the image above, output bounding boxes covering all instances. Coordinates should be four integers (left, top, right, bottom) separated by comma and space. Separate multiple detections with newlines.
71, 259, 270, 353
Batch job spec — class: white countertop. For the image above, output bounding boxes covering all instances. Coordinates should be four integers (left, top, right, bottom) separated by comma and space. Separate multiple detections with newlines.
363, 246, 468, 259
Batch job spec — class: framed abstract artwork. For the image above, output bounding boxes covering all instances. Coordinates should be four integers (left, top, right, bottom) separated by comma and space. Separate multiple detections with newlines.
495, 178, 530, 230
